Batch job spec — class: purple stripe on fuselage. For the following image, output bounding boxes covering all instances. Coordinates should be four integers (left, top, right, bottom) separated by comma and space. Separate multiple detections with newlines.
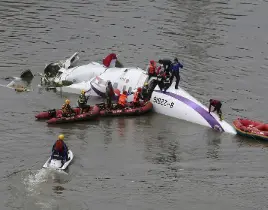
90, 83, 119, 100
154, 90, 224, 132
91, 83, 106, 98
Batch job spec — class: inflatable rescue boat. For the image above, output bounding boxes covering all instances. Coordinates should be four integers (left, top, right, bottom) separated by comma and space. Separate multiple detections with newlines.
233, 118, 268, 141
46, 105, 100, 124
36, 107, 83, 119
95, 101, 153, 117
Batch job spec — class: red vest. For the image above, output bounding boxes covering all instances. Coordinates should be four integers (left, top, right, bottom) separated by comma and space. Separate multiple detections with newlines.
133, 92, 140, 103
210, 100, 220, 106
55, 140, 63, 152
148, 62, 156, 74
118, 94, 127, 106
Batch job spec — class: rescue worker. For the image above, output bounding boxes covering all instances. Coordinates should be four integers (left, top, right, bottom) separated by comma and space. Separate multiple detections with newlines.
61, 99, 76, 117
209, 99, 223, 121
156, 71, 171, 92
133, 87, 143, 107
170, 58, 183, 89
77, 90, 90, 113
117, 91, 128, 109
51, 134, 69, 162
141, 83, 150, 101
158, 59, 172, 75
147, 60, 157, 80
156, 71, 166, 92
106, 81, 115, 109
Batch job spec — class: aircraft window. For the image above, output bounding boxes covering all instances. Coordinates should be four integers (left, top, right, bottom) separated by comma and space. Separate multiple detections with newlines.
122, 85, 126, 92
128, 87, 132, 93
113, 82, 118, 89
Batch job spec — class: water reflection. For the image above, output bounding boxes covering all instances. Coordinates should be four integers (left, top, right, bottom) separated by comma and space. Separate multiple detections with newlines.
204, 129, 221, 160
132, 114, 154, 128
235, 134, 268, 148
102, 118, 113, 146
143, 130, 180, 165
117, 118, 126, 137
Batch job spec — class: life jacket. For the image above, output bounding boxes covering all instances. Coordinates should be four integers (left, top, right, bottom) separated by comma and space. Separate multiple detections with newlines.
142, 87, 148, 95
156, 66, 162, 75
148, 62, 156, 74
54, 140, 64, 152
118, 94, 127, 106
133, 92, 140, 103
62, 104, 71, 113
159, 71, 166, 78
78, 94, 86, 104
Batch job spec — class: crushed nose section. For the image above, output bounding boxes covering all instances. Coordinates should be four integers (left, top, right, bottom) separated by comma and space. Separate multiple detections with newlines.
20, 69, 34, 81
44, 63, 62, 78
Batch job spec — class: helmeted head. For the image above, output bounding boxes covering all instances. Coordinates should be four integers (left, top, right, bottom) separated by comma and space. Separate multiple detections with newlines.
144, 82, 148, 86
174, 58, 178, 62
107, 81, 112, 86
158, 60, 163, 64
58, 134, 64, 140
123, 91, 128, 95
81, 89, 85, 94
137, 87, 142, 92
65, 99, 70, 105
150, 60, 155, 65
209, 99, 213, 102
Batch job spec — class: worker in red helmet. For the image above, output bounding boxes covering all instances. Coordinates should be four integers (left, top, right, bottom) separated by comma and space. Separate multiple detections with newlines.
146, 60, 157, 80
209, 99, 223, 121
133, 87, 143, 107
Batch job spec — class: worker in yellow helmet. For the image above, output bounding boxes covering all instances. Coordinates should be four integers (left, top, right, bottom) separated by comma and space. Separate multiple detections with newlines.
61, 99, 76, 117
141, 82, 150, 102
77, 89, 90, 113
51, 134, 69, 162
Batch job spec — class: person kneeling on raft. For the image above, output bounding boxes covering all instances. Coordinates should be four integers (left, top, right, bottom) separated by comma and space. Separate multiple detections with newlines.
61, 99, 76, 117
51, 134, 69, 163
117, 91, 128, 109
133, 87, 143, 107
77, 89, 90, 113
209, 99, 223, 121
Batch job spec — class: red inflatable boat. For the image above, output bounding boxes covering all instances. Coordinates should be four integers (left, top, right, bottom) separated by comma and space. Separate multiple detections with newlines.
35, 107, 82, 120
46, 105, 100, 124
96, 101, 153, 117
233, 118, 268, 140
